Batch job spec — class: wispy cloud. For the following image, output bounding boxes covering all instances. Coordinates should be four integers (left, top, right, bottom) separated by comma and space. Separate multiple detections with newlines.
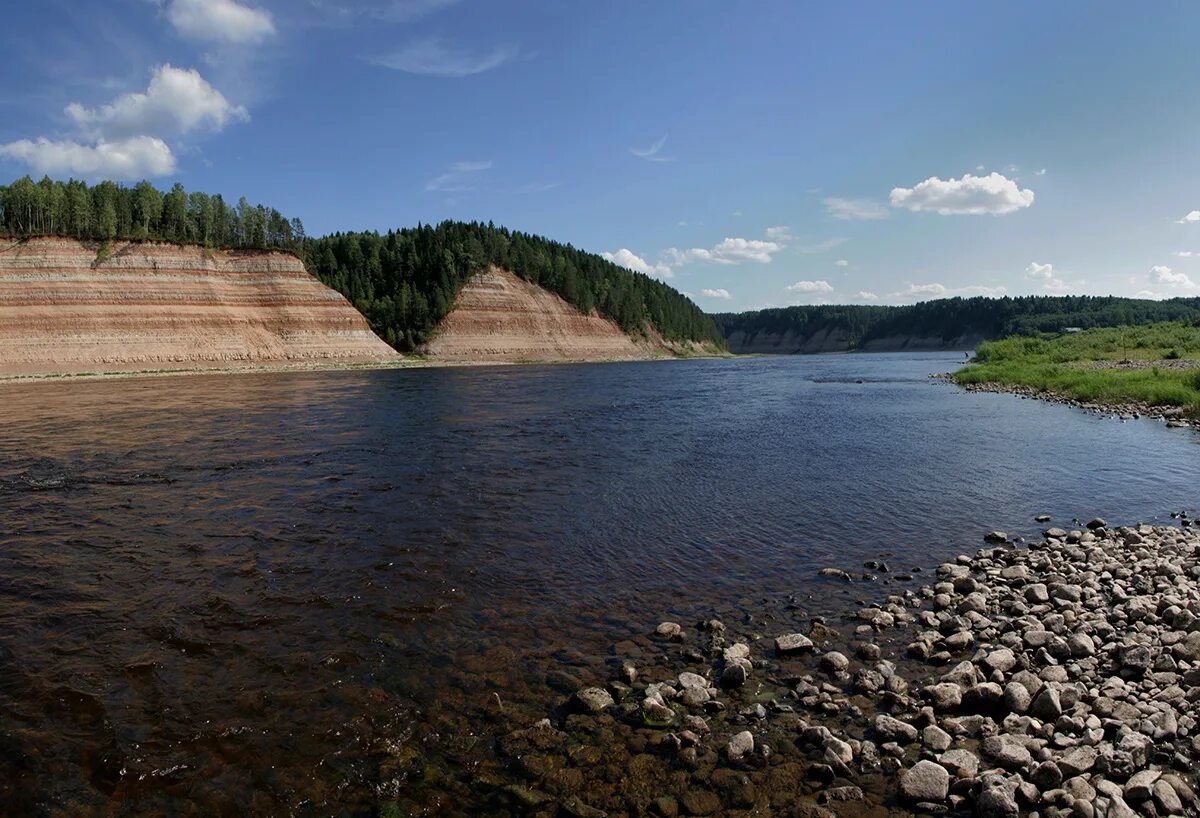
889, 282, 1008, 301
857, 291, 879, 301
764, 225, 791, 240
834, 259, 848, 267
514, 181, 561, 194
823, 197, 889, 221
167, 0, 276, 45
425, 160, 492, 192
630, 135, 673, 162
373, 38, 521, 77
793, 237, 847, 254
376, 0, 461, 22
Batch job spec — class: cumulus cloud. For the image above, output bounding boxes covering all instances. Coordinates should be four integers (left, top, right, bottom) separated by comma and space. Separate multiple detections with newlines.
701, 288, 731, 300
167, 0, 275, 44
1024, 261, 1080, 294
1177, 211, 1200, 224
856, 291, 879, 301
785, 280, 834, 293
1150, 265, 1198, 290
600, 248, 673, 279
834, 259, 848, 267
630, 135, 672, 162
823, 197, 888, 220
66, 64, 247, 141
666, 237, 785, 265
373, 38, 521, 77
0, 136, 176, 179
424, 160, 491, 192
890, 172, 1034, 216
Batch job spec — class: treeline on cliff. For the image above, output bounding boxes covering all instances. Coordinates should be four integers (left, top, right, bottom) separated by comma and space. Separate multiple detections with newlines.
303, 223, 726, 352
0, 176, 303, 249
713, 296, 1200, 348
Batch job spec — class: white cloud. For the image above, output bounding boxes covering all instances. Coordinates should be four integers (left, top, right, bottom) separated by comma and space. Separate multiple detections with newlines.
834, 259, 848, 267
66, 64, 247, 141
890, 172, 1035, 216
666, 237, 785, 265
376, 0, 460, 22
424, 160, 491, 192
373, 38, 520, 77
764, 225, 791, 240
631, 135, 672, 162
823, 197, 888, 221
793, 237, 847, 254
167, 0, 275, 44
785, 279, 834, 293
600, 248, 673, 280
1150, 265, 1198, 290
701, 288, 731, 300
1177, 210, 1200, 224
1174, 251, 1198, 257
0, 136, 176, 179
1024, 261, 1080, 294
857, 291, 879, 301
889, 282, 1008, 301
1034, 168, 1047, 176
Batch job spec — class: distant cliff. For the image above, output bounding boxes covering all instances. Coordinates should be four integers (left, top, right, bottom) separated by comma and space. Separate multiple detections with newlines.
714, 295, 1200, 354
422, 266, 690, 363
0, 237, 399, 377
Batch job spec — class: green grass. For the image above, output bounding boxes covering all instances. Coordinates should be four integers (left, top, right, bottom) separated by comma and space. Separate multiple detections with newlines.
954, 323, 1200, 415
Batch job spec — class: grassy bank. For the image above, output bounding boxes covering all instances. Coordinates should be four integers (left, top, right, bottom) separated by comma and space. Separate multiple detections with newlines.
954, 322, 1200, 415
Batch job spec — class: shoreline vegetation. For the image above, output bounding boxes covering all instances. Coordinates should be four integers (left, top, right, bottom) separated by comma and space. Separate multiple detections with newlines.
953, 323, 1200, 427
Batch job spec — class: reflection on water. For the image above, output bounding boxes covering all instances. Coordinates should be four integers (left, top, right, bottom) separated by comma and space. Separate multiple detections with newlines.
1, 354, 1198, 814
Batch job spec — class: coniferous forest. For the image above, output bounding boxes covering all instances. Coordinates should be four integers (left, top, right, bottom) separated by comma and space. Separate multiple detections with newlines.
303, 224, 726, 351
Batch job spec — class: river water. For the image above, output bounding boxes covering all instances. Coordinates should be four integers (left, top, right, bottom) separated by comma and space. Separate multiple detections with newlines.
1, 353, 1197, 815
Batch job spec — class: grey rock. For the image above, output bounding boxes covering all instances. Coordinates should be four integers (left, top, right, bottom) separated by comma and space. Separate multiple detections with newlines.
725, 730, 754, 761
774, 633, 813, 654
571, 687, 615, 713
899, 759, 950, 804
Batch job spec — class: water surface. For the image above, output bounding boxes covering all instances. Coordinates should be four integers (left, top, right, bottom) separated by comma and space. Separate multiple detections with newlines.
1, 353, 1197, 814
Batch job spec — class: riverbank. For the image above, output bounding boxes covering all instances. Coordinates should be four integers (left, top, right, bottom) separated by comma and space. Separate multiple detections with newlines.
0, 346, 729, 384
480, 521, 1200, 817
952, 324, 1200, 425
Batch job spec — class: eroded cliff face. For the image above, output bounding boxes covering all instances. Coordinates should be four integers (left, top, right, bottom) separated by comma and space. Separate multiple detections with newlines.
0, 237, 399, 377
423, 266, 670, 363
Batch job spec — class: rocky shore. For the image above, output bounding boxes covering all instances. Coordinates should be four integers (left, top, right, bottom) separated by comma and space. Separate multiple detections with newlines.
498, 522, 1200, 817
946, 378, 1200, 431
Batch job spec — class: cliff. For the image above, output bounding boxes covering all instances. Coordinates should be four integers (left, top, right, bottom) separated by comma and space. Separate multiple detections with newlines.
422, 266, 674, 363
0, 237, 399, 377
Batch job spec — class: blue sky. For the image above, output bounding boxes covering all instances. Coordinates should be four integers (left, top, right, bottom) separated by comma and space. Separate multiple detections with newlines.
3, 1, 1200, 311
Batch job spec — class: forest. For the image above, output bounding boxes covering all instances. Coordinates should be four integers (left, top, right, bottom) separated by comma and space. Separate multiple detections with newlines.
0, 176, 303, 249
303, 223, 726, 352
713, 295, 1200, 348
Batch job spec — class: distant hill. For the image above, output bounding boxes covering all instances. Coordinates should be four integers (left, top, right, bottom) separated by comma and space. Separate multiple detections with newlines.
304, 222, 726, 352
713, 296, 1200, 354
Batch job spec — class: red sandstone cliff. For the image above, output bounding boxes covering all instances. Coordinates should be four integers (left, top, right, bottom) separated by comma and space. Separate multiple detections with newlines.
0, 237, 399, 377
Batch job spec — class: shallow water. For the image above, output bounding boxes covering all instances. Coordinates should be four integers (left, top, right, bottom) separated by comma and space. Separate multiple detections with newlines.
1, 353, 1198, 814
